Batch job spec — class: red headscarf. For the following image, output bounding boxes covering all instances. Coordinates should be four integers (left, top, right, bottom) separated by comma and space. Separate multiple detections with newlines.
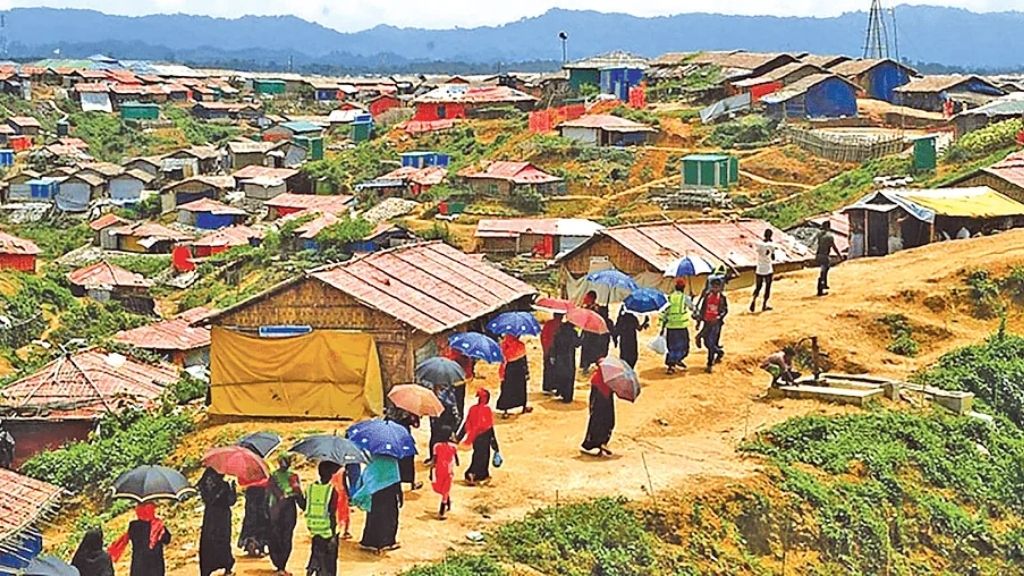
591, 362, 612, 398
499, 335, 526, 380
108, 503, 167, 561
540, 317, 560, 354
461, 388, 494, 446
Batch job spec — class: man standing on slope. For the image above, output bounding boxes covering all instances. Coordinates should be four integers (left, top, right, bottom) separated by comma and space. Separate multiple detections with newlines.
751, 229, 777, 313
815, 222, 843, 297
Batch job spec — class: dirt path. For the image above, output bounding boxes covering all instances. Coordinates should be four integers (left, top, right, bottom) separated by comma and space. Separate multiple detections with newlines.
739, 169, 816, 190
582, 174, 682, 218
114, 232, 1024, 576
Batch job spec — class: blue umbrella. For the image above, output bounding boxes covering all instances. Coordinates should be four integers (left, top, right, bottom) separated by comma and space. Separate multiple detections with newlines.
486, 311, 541, 337
23, 555, 78, 576
586, 270, 639, 292
415, 357, 466, 387
346, 419, 418, 459
623, 288, 668, 314
449, 332, 503, 363
665, 255, 714, 278
237, 432, 282, 458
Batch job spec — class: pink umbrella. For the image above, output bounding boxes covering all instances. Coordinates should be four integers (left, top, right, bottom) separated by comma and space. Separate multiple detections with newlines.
566, 308, 610, 335
533, 297, 575, 314
388, 384, 444, 417
598, 357, 641, 402
202, 446, 270, 485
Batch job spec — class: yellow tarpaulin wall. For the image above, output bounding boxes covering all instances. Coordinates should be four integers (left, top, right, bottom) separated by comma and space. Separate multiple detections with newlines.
210, 327, 384, 419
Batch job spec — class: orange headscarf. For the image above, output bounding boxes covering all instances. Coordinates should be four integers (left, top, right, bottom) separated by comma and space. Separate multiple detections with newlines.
499, 335, 526, 380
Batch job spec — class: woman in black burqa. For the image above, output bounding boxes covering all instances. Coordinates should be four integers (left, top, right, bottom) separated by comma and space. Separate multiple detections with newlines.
71, 528, 114, 576
198, 467, 237, 576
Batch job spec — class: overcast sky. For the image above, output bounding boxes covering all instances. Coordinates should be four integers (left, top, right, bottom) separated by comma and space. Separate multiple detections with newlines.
0, 1, 1018, 31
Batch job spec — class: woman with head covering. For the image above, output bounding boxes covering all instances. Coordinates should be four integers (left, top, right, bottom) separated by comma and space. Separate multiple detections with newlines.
108, 503, 171, 576
579, 290, 604, 373
386, 406, 422, 491
352, 455, 403, 554
540, 313, 563, 395
442, 343, 475, 426
72, 528, 114, 576
267, 454, 305, 576
428, 382, 460, 464
237, 477, 271, 557
613, 309, 648, 368
198, 468, 237, 576
551, 316, 581, 403
304, 461, 340, 576
581, 364, 616, 457
430, 429, 460, 520
458, 389, 500, 485
496, 334, 531, 417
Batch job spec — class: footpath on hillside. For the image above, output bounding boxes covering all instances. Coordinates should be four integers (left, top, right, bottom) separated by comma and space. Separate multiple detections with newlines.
106, 231, 1024, 576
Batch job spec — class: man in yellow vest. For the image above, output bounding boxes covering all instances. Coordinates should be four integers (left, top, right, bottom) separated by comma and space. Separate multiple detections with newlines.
660, 278, 694, 374
304, 461, 340, 576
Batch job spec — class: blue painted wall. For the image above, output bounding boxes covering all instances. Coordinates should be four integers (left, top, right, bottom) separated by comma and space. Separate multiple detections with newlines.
768, 77, 857, 119
599, 67, 644, 101
195, 212, 237, 230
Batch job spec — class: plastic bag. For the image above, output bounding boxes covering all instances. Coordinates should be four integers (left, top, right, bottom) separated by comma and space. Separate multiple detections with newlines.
492, 451, 504, 468
648, 335, 668, 355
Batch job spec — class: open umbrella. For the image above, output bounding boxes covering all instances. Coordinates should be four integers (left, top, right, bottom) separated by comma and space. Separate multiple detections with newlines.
202, 446, 270, 485
415, 357, 466, 387
237, 432, 282, 458
486, 311, 541, 337
533, 297, 575, 314
346, 419, 417, 459
623, 288, 668, 314
598, 357, 641, 402
566, 308, 610, 335
22, 555, 78, 576
290, 435, 369, 465
113, 465, 195, 503
448, 332, 503, 363
586, 270, 639, 291
665, 255, 714, 278
388, 384, 444, 417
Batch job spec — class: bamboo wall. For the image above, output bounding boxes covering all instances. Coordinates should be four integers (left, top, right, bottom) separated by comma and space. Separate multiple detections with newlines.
782, 126, 906, 163
560, 236, 661, 277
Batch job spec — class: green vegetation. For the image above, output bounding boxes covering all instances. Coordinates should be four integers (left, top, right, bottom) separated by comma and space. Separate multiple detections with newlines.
706, 114, 778, 149
945, 119, 1023, 162
21, 407, 195, 494
49, 299, 150, 346
402, 555, 505, 576
577, 83, 600, 98
303, 139, 398, 193
879, 313, 919, 357
610, 105, 660, 127
107, 254, 171, 278
13, 221, 91, 260
747, 155, 911, 229
163, 105, 241, 146
68, 112, 155, 162
953, 266, 1024, 319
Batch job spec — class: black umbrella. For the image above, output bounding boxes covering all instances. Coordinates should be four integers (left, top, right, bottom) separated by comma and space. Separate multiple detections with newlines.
22, 555, 79, 576
237, 432, 282, 458
112, 465, 195, 504
415, 357, 465, 388
290, 435, 369, 466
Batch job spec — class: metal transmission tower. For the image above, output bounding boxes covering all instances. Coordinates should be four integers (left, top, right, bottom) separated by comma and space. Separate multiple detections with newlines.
863, 0, 891, 59
1, 14, 8, 59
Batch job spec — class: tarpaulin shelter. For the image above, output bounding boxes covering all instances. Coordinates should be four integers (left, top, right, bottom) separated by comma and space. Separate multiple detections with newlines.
209, 327, 383, 419
843, 186, 1024, 257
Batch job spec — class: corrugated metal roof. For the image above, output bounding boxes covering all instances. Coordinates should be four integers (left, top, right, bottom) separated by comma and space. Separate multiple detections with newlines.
109, 221, 193, 242
956, 94, 1024, 118
192, 225, 262, 248
414, 85, 537, 105
459, 161, 563, 185
68, 261, 153, 290
227, 140, 278, 154
7, 116, 41, 128
115, 307, 213, 352
475, 218, 604, 238
0, 231, 40, 256
177, 198, 247, 216
894, 74, 1003, 94
830, 58, 915, 77
688, 51, 797, 70
310, 242, 537, 334
232, 165, 299, 181
733, 62, 825, 87
0, 468, 62, 548
378, 166, 447, 187
558, 114, 656, 132
0, 350, 177, 421
847, 187, 1024, 220
89, 213, 128, 231
163, 175, 236, 191
800, 54, 852, 68
264, 193, 354, 214
563, 51, 648, 70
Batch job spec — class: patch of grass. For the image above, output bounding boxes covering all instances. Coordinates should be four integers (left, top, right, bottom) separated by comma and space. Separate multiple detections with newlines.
706, 115, 778, 149
401, 554, 506, 576
11, 221, 91, 260
879, 313, 919, 357
108, 254, 171, 278
944, 119, 1023, 161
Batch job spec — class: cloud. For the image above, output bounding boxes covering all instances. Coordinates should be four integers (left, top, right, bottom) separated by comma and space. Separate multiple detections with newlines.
2, 0, 1020, 32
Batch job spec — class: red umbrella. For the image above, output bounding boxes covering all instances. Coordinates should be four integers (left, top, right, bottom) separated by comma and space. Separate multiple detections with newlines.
598, 357, 641, 402
533, 297, 575, 314
566, 308, 610, 335
388, 384, 444, 417
202, 446, 270, 485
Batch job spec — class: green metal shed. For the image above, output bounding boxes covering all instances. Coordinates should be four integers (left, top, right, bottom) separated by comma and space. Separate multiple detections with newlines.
253, 79, 287, 95
120, 102, 160, 121
682, 154, 740, 189
568, 69, 601, 93
294, 135, 324, 161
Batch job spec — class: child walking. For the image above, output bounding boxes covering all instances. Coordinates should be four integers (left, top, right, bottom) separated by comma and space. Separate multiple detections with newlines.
430, 430, 460, 520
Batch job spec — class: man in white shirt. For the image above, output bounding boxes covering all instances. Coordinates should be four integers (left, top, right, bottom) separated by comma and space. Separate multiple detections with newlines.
751, 229, 776, 313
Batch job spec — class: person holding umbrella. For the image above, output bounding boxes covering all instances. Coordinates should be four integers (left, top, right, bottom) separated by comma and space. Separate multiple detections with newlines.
578, 291, 606, 373
304, 461, 341, 576
458, 388, 500, 485
351, 454, 403, 554
427, 381, 461, 463
660, 278, 694, 374
581, 361, 616, 457
267, 454, 305, 576
497, 333, 532, 417
238, 477, 271, 558
197, 468, 237, 576
696, 277, 729, 373
550, 315, 581, 403
540, 312, 563, 395
385, 406, 422, 491
72, 528, 114, 576
619, 288, 663, 368
108, 503, 172, 576
441, 343, 475, 424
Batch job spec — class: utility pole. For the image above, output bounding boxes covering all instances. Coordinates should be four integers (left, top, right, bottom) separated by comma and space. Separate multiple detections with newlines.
1, 14, 8, 59
558, 31, 569, 65
863, 0, 891, 59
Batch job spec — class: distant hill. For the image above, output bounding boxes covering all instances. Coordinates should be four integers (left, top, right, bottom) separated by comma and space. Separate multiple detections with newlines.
2, 5, 1023, 72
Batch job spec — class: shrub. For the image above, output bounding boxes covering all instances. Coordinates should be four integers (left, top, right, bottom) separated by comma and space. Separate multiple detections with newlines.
879, 313, 919, 357
401, 554, 506, 576
707, 115, 778, 149
945, 119, 1023, 161
510, 187, 545, 214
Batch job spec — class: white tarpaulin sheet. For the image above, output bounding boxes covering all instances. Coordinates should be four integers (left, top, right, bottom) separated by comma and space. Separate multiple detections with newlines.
81, 92, 113, 113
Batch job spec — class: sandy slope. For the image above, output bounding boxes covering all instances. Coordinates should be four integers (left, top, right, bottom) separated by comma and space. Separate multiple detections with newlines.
95, 231, 1024, 576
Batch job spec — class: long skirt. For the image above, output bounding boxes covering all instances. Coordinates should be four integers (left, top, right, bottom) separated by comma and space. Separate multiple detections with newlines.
465, 429, 498, 482
199, 504, 234, 576
619, 332, 639, 368
268, 500, 297, 571
306, 535, 338, 576
361, 483, 402, 551
496, 357, 528, 411
238, 486, 270, 554
582, 389, 615, 451
398, 455, 416, 485
580, 332, 603, 370
665, 328, 690, 367
542, 353, 556, 393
